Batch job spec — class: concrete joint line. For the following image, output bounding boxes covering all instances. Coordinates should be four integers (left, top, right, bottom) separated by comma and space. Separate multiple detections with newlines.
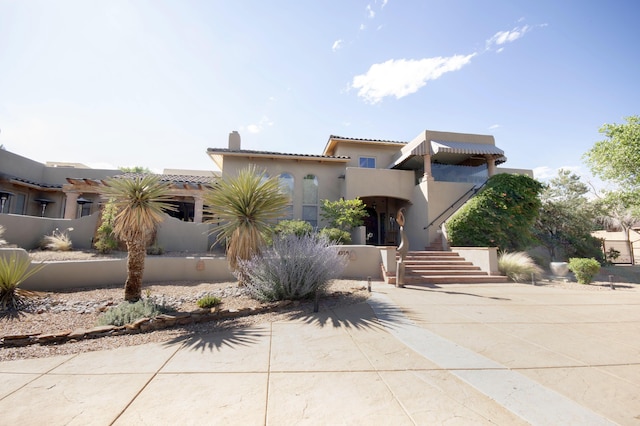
367, 292, 615, 426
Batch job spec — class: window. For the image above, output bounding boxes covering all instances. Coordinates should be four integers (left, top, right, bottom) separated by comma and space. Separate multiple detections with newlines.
279, 173, 294, 220
359, 157, 376, 168
302, 174, 318, 227
12, 194, 26, 215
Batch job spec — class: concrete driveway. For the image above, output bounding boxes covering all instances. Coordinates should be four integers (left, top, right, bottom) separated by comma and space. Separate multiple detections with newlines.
1, 281, 638, 425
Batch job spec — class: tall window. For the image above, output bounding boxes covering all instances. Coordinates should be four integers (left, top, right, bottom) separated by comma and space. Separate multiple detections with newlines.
302, 174, 318, 227
279, 172, 294, 220
359, 157, 376, 168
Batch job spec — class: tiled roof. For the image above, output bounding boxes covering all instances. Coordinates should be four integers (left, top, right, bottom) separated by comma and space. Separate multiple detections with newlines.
207, 147, 350, 160
10, 176, 63, 189
328, 135, 407, 145
116, 173, 216, 184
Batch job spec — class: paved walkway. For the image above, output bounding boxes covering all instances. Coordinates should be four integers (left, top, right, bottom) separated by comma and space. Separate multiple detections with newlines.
1, 282, 639, 425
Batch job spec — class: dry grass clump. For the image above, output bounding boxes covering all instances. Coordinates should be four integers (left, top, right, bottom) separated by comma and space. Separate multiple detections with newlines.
498, 251, 543, 282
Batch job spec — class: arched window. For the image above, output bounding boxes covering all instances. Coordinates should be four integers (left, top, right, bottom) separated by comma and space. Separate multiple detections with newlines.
302, 174, 318, 227
279, 173, 294, 220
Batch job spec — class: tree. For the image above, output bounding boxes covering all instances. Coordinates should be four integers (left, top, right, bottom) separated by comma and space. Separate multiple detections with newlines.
100, 175, 176, 301
320, 198, 368, 231
203, 165, 289, 273
446, 174, 543, 251
119, 166, 153, 174
533, 170, 601, 261
583, 115, 640, 193
594, 191, 640, 264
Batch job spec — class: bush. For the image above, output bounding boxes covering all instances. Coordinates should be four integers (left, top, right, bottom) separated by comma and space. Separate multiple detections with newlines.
97, 299, 173, 326
265, 220, 314, 245
41, 228, 73, 251
95, 201, 119, 253
498, 251, 543, 282
0, 252, 45, 311
568, 258, 601, 284
146, 245, 165, 255
196, 294, 221, 309
319, 227, 351, 245
237, 235, 347, 302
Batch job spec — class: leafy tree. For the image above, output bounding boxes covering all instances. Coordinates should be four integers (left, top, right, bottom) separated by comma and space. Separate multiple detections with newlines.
203, 165, 289, 273
446, 174, 543, 251
119, 166, 153, 174
320, 198, 368, 231
94, 200, 119, 253
594, 191, 640, 264
533, 170, 601, 261
100, 175, 176, 301
583, 115, 640, 193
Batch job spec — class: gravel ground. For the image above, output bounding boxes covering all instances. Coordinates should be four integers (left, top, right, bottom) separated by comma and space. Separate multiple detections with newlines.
0, 250, 370, 361
2, 250, 637, 361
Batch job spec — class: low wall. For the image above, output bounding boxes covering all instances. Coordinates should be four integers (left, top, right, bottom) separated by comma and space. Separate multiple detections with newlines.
5, 245, 383, 292
451, 246, 500, 275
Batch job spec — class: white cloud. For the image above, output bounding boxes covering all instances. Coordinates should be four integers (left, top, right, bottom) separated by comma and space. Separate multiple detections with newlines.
488, 124, 501, 130
246, 116, 273, 134
332, 39, 343, 52
486, 25, 531, 50
366, 4, 375, 18
359, 23, 366, 31
381, 0, 388, 8
351, 54, 476, 104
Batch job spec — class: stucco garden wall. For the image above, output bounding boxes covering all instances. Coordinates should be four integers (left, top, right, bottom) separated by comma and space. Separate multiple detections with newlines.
451, 246, 500, 275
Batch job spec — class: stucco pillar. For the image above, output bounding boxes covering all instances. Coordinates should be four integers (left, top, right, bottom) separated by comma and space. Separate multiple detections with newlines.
422, 154, 434, 181
193, 195, 204, 223
64, 192, 80, 219
486, 156, 496, 177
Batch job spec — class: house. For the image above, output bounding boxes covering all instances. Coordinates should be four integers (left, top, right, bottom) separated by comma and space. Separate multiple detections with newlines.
207, 129, 532, 251
0, 149, 217, 223
0, 128, 531, 252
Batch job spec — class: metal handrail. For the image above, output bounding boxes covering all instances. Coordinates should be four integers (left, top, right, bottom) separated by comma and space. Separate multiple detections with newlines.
423, 180, 488, 231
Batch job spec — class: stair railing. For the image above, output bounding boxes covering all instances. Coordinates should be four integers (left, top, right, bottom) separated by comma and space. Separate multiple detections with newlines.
423, 179, 488, 233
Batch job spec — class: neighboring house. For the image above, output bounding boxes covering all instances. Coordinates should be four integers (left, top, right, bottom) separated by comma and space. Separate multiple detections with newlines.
0, 149, 217, 223
592, 229, 640, 264
208, 129, 532, 251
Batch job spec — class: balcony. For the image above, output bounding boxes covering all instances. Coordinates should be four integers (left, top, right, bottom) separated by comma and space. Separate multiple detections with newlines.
343, 167, 414, 201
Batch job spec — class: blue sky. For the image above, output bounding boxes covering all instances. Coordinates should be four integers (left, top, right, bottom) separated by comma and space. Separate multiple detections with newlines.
1, 1, 638, 186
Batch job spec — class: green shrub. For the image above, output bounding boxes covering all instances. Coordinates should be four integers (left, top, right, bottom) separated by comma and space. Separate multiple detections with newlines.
0, 252, 46, 311
319, 227, 351, 245
265, 220, 314, 245
146, 245, 165, 255
498, 251, 543, 282
196, 294, 221, 309
568, 258, 601, 284
97, 299, 173, 326
41, 228, 73, 251
94, 201, 119, 253
237, 235, 347, 302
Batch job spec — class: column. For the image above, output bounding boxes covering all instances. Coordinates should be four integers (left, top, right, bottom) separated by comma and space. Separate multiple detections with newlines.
486, 156, 496, 177
193, 195, 204, 223
64, 192, 80, 219
422, 154, 434, 181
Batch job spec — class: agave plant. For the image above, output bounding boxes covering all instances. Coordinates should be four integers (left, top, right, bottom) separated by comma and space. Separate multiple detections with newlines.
204, 165, 289, 273
0, 252, 45, 311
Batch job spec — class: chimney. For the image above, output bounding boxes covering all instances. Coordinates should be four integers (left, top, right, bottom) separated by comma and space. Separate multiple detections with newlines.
229, 131, 241, 150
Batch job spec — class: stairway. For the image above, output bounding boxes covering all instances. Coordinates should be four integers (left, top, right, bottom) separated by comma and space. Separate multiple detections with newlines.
382, 250, 508, 285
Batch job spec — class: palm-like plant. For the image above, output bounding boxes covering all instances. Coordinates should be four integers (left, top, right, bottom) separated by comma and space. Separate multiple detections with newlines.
100, 175, 176, 301
0, 252, 45, 311
204, 165, 289, 273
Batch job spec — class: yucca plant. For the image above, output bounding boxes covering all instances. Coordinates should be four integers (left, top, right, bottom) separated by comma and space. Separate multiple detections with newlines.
0, 252, 45, 311
498, 251, 543, 282
100, 175, 176, 301
204, 165, 289, 274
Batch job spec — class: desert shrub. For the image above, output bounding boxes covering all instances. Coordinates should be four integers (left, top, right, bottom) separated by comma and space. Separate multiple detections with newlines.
319, 227, 351, 245
237, 234, 347, 302
498, 251, 543, 282
265, 220, 314, 245
97, 299, 173, 326
568, 258, 601, 284
94, 201, 119, 253
146, 245, 165, 255
196, 294, 222, 309
41, 228, 73, 251
0, 252, 45, 311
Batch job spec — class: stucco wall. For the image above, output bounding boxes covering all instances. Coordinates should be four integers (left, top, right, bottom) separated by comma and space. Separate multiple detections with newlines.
331, 141, 401, 169
451, 247, 500, 275
344, 167, 414, 201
